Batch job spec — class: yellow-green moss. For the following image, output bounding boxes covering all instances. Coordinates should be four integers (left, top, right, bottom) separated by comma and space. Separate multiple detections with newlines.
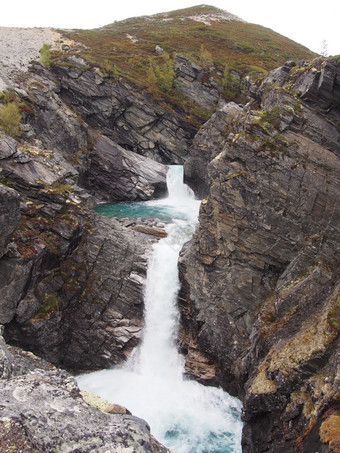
18, 144, 53, 158
33, 292, 61, 320
81, 390, 128, 414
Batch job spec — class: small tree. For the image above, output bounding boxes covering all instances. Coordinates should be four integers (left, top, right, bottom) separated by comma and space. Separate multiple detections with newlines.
0, 102, 21, 136
39, 43, 51, 66
147, 60, 158, 95
221, 64, 241, 101
199, 44, 213, 68
154, 53, 175, 94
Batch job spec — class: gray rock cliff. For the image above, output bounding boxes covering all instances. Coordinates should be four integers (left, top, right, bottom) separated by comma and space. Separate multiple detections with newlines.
0, 132, 160, 371
50, 61, 197, 164
179, 59, 340, 452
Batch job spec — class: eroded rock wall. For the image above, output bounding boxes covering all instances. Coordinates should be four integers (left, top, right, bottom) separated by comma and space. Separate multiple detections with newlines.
0, 132, 161, 371
179, 59, 340, 452
49, 60, 197, 164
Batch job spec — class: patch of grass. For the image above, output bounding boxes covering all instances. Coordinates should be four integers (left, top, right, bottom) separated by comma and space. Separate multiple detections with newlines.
257, 133, 291, 159
39, 43, 51, 66
327, 303, 340, 332
0, 102, 21, 137
33, 292, 61, 320
0, 89, 18, 104
250, 106, 283, 134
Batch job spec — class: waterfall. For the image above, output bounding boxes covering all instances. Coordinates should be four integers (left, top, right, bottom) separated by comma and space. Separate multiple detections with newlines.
77, 166, 242, 453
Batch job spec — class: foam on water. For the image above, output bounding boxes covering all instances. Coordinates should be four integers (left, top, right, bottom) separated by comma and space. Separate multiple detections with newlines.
77, 166, 242, 452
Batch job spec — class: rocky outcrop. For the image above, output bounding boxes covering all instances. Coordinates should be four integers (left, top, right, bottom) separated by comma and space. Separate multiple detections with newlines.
184, 101, 246, 198
4, 209, 154, 371
179, 58, 340, 452
0, 185, 20, 260
174, 54, 219, 111
50, 60, 197, 164
0, 336, 170, 452
83, 131, 168, 202
0, 133, 158, 371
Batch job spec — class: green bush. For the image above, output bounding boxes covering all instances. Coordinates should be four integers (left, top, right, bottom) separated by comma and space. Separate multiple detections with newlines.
199, 44, 213, 68
221, 64, 241, 101
154, 53, 175, 94
0, 102, 21, 136
39, 43, 51, 66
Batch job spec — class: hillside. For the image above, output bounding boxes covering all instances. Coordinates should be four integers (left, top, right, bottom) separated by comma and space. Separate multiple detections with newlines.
67, 5, 315, 74
59, 5, 316, 121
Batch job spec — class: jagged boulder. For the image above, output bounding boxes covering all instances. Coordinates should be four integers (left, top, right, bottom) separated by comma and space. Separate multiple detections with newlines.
184, 101, 246, 198
83, 132, 168, 202
0, 338, 170, 452
294, 58, 340, 118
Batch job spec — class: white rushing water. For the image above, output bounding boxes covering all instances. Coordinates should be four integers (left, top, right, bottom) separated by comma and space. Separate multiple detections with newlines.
77, 166, 242, 453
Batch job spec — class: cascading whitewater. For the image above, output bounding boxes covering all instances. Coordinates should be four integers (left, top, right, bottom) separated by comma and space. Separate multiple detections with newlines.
77, 166, 242, 453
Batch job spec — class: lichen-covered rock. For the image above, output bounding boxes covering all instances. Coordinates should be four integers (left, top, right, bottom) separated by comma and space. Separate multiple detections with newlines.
0, 340, 171, 453
81, 390, 131, 415
179, 59, 340, 452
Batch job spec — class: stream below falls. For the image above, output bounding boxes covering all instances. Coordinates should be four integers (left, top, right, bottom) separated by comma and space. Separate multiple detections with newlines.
77, 166, 243, 453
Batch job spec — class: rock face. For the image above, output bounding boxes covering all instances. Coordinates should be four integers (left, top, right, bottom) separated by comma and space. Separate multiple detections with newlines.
51, 62, 197, 164
0, 131, 159, 371
179, 59, 340, 452
4, 210, 154, 371
174, 54, 220, 111
184, 101, 246, 198
83, 132, 168, 202
0, 184, 20, 260
0, 337, 170, 452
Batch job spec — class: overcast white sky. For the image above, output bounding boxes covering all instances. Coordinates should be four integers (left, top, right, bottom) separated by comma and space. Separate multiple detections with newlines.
1, 0, 339, 56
